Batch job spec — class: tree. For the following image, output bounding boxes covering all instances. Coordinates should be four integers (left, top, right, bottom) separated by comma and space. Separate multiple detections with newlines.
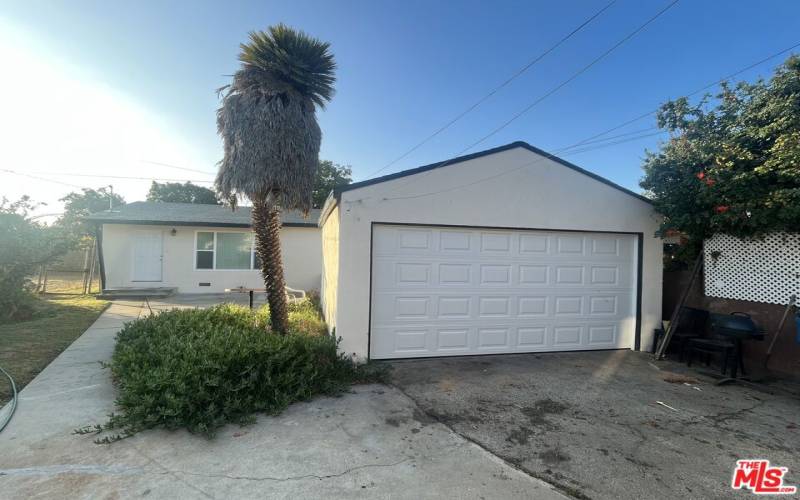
640, 55, 800, 259
313, 160, 352, 208
147, 181, 220, 204
216, 24, 336, 333
57, 187, 125, 246
0, 197, 72, 321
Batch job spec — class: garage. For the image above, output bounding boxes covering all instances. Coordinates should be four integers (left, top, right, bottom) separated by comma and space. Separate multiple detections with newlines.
319, 141, 662, 360
370, 224, 639, 358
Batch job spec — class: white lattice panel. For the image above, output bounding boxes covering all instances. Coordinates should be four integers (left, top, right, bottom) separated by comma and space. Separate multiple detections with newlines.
704, 232, 800, 305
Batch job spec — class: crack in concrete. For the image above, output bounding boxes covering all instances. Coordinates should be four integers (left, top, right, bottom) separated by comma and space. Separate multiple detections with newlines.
388, 383, 575, 499
0, 464, 143, 476
168, 458, 412, 483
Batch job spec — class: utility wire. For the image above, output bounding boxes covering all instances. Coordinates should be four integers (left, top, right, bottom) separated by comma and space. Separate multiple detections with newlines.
362, 38, 799, 203
20, 171, 214, 183
139, 160, 216, 176
379, 129, 668, 202
558, 126, 660, 150
364, 0, 618, 179
372, 0, 679, 199
455, 0, 680, 157
564, 40, 800, 150
0, 168, 88, 189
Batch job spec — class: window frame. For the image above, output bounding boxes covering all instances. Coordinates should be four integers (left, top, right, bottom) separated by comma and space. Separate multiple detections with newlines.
194, 229, 258, 271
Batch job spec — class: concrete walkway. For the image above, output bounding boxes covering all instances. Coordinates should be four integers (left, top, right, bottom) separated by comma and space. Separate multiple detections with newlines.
0, 300, 565, 499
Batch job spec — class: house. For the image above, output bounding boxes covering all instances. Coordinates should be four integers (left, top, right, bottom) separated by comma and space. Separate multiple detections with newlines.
319, 141, 663, 360
87, 202, 321, 293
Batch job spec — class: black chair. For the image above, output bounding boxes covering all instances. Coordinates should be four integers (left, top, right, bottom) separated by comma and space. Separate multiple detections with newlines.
654, 307, 709, 360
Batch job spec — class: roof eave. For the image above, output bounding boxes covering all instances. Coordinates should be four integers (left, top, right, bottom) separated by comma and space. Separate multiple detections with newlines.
335, 141, 652, 205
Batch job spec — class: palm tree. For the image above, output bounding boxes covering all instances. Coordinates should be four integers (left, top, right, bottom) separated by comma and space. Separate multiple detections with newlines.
216, 24, 336, 333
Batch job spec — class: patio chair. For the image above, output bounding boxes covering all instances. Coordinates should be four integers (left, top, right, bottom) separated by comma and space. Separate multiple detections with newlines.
285, 286, 306, 304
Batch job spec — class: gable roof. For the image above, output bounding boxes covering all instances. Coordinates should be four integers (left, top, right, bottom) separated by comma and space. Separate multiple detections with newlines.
87, 201, 320, 228
333, 141, 651, 204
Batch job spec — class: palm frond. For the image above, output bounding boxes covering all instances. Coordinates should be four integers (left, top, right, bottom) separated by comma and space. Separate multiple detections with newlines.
238, 23, 336, 108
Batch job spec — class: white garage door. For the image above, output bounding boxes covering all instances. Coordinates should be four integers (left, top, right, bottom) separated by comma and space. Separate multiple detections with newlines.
370, 224, 638, 359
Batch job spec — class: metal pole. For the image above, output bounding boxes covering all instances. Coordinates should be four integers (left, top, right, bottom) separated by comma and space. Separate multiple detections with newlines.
87, 240, 97, 294
249, 290, 254, 310
81, 246, 91, 294
41, 267, 49, 294
764, 294, 796, 368
108, 185, 114, 210
36, 264, 44, 293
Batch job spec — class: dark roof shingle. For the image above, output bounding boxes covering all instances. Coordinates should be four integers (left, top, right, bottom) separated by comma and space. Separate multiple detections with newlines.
87, 201, 320, 227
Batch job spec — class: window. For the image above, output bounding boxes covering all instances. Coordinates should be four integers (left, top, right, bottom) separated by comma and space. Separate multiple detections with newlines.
195, 231, 258, 270
196, 232, 214, 269
217, 232, 251, 270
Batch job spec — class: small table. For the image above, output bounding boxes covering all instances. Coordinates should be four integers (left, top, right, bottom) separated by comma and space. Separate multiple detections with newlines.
224, 287, 263, 309
224, 287, 307, 310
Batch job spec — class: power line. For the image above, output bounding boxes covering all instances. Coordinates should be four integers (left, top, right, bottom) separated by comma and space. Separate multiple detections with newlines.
361, 39, 800, 204
559, 130, 667, 155
454, 0, 680, 157
138, 160, 216, 176
373, 0, 679, 199
0, 168, 88, 189
363, 0, 617, 179
563, 40, 800, 150
558, 126, 660, 150
378, 130, 668, 202
21, 171, 214, 183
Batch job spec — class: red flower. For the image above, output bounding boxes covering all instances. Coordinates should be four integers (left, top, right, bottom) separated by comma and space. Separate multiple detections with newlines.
704, 177, 716, 186
696, 172, 706, 180
714, 205, 729, 214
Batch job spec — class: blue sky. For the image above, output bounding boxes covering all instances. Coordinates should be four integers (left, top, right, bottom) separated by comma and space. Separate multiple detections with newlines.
2, 0, 799, 215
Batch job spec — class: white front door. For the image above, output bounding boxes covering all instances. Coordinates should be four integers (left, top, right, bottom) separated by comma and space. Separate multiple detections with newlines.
132, 230, 163, 282
370, 224, 638, 359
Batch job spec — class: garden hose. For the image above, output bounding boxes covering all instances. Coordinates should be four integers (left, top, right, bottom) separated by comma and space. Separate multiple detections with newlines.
0, 364, 17, 433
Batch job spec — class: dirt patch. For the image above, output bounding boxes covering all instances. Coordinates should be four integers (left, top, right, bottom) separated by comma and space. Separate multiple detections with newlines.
506, 426, 535, 445
385, 417, 404, 427
662, 373, 700, 384
412, 408, 438, 425
539, 448, 571, 465
422, 407, 482, 426
438, 379, 457, 392
521, 398, 568, 428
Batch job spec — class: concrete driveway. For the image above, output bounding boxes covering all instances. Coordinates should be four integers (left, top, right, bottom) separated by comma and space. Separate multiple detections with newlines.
0, 298, 564, 499
390, 351, 800, 499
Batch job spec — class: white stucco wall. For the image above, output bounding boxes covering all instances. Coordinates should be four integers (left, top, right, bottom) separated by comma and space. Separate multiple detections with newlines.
101, 224, 321, 293
328, 145, 663, 358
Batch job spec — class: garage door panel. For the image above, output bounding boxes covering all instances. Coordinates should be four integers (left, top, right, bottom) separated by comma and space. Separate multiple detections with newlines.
371, 225, 637, 359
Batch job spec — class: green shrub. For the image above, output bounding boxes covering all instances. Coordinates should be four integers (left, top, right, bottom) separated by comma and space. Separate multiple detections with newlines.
95, 303, 384, 440
1, 197, 73, 323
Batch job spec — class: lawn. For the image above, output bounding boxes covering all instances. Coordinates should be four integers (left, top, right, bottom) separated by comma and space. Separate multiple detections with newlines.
0, 294, 109, 405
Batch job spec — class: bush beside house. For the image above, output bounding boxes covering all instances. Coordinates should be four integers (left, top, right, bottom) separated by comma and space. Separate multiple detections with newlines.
90, 300, 384, 441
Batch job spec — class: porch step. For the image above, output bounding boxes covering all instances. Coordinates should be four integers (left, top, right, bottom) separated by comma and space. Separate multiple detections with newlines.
97, 287, 177, 300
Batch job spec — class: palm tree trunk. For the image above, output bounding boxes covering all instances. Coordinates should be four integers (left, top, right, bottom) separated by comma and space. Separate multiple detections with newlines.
252, 200, 289, 334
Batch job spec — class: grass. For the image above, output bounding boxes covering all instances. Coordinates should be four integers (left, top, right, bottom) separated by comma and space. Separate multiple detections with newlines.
0, 294, 109, 405
37, 271, 102, 295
